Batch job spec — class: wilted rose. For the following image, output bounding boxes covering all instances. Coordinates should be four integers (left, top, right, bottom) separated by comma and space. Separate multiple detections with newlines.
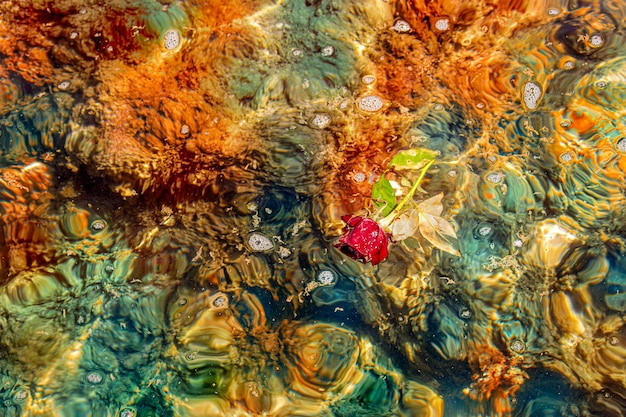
334, 215, 390, 265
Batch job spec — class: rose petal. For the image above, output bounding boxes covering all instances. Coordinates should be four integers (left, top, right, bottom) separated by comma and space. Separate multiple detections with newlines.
346, 215, 364, 227
335, 216, 391, 265
389, 209, 420, 241
371, 237, 389, 265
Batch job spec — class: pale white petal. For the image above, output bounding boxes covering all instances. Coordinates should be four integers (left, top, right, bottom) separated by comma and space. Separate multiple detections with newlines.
417, 193, 444, 216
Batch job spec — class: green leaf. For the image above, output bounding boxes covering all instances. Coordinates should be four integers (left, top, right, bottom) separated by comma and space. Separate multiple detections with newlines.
389, 148, 437, 171
372, 176, 396, 216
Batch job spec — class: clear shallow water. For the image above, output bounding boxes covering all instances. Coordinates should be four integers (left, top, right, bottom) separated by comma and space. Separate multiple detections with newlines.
1, 0, 626, 416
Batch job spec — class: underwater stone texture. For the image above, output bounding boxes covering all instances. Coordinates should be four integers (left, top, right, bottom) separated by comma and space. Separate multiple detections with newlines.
0, 0, 626, 416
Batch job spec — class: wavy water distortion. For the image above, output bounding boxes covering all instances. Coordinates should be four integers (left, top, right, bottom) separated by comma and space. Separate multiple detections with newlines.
1, 0, 626, 416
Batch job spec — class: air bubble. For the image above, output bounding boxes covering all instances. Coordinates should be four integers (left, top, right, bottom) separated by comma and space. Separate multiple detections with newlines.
362, 75, 376, 85
311, 113, 331, 129
608, 336, 619, 346
595, 81, 607, 89
434, 18, 450, 31
86, 371, 103, 384
292, 49, 302, 57
120, 409, 136, 417
392, 20, 411, 33
617, 138, 626, 152
180, 124, 190, 135
58, 81, 70, 90
479, 227, 491, 236
353, 172, 366, 183
447, 170, 458, 178
564, 61, 574, 70
321, 45, 334, 56
475, 223, 493, 238
248, 233, 274, 252
317, 270, 336, 286
560, 120, 571, 128
14, 390, 27, 401
486, 172, 504, 184
523, 82, 542, 109
91, 220, 106, 231
357, 95, 384, 112
510, 339, 525, 353
459, 308, 472, 319
212, 294, 228, 308
589, 34, 604, 47
547, 8, 560, 16
163, 29, 181, 50
560, 152, 573, 163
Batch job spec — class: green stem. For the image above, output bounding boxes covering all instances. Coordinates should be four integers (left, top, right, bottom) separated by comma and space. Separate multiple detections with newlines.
379, 159, 434, 228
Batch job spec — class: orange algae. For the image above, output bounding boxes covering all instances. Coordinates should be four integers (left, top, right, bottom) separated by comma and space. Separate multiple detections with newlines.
0, 12, 55, 85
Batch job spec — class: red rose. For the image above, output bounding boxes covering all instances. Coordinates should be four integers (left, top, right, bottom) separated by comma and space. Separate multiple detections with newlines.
334, 215, 390, 265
